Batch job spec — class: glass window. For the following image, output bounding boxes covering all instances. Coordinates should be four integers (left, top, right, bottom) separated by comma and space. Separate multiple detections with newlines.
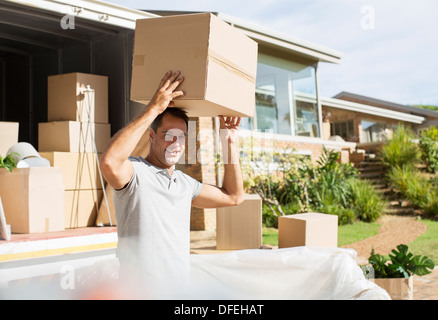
292, 67, 320, 137
331, 120, 355, 141
361, 120, 388, 142
241, 57, 320, 138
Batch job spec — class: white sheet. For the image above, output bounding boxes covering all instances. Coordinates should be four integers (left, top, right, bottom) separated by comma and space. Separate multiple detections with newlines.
187, 247, 390, 300
76, 246, 389, 300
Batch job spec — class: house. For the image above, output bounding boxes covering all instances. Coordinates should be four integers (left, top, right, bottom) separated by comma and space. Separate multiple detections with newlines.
0, 0, 433, 231
321, 92, 438, 157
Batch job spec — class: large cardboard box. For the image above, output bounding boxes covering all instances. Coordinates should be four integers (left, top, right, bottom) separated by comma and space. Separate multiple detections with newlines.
0, 167, 65, 233
216, 194, 262, 250
38, 121, 110, 153
65, 189, 102, 228
48, 73, 108, 123
131, 13, 258, 117
278, 212, 338, 248
0, 122, 19, 157
39, 152, 103, 190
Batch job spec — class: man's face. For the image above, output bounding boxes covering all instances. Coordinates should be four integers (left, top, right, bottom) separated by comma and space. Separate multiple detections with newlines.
149, 113, 187, 167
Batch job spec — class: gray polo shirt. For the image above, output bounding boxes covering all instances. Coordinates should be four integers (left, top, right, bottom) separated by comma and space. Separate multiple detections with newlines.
114, 156, 203, 287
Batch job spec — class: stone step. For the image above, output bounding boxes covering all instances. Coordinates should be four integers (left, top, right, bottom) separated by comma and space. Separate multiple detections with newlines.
359, 171, 386, 179
358, 160, 384, 166
384, 206, 415, 215
357, 166, 386, 173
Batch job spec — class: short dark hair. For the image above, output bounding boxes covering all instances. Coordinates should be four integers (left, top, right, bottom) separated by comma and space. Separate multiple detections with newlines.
150, 107, 189, 132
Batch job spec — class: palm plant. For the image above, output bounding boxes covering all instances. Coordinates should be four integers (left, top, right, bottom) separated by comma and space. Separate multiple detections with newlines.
365, 244, 435, 278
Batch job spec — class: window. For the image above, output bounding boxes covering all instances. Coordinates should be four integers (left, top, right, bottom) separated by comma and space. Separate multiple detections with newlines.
331, 120, 355, 141
292, 67, 320, 137
361, 120, 388, 142
241, 55, 320, 138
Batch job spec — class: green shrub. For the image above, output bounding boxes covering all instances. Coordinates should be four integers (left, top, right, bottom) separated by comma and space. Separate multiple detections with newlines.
387, 164, 420, 194
419, 126, 438, 173
348, 179, 386, 223
380, 124, 420, 168
387, 165, 438, 218
365, 244, 435, 278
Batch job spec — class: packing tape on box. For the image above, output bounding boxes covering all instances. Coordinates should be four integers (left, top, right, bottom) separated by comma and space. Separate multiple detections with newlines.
208, 49, 256, 84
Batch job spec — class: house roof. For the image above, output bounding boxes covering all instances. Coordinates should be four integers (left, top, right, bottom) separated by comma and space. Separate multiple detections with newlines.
334, 91, 438, 120
147, 10, 343, 64
2, 1, 343, 64
321, 96, 425, 124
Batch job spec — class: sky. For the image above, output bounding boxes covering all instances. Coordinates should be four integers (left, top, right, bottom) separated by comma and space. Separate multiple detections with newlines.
107, 0, 438, 106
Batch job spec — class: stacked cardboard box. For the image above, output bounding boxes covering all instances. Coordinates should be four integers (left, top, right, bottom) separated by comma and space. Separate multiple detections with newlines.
0, 167, 65, 233
0, 121, 19, 157
39, 73, 111, 228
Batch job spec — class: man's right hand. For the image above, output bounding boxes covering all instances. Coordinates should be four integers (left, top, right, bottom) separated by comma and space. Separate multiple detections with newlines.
100, 71, 184, 190
148, 71, 185, 114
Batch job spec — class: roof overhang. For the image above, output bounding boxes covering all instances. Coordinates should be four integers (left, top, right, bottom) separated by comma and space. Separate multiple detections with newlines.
4, 0, 158, 30
143, 10, 344, 64
217, 13, 343, 64
4, 2, 343, 64
322, 97, 425, 124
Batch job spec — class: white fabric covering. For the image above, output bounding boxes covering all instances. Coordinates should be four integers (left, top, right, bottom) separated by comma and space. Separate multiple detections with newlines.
76, 246, 390, 300
187, 247, 390, 300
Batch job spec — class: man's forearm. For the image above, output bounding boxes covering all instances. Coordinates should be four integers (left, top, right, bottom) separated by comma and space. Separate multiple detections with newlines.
221, 140, 244, 203
101, 107, 159, 166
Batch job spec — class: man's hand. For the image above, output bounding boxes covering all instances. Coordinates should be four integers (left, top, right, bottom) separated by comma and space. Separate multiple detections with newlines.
148, 71, 185, 114
191, 115, 244, 208
219, 116, 241, 144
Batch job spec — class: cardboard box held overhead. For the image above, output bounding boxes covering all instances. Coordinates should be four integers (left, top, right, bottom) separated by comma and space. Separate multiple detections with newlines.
48, 73, 108, 124
131, 13, 258, 117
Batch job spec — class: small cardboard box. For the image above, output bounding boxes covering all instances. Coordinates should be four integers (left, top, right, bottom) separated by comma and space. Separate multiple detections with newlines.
373, 277, 413, 300
216, 194, 262, 250
131, 13, 258, 117
48, 73, 108, 123
38, 121, 111, 153
0, 167, 65, 233
0, 121, 19, 157
65, 189, 102, 228
278, 212, 338, 248
39, 152, 103, 190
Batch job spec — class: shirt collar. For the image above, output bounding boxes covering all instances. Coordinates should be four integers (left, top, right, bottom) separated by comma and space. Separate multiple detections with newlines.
139, 156, 175, 180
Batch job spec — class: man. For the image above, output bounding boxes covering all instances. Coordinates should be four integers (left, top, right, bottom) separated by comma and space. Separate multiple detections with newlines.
100, 71, 244, 293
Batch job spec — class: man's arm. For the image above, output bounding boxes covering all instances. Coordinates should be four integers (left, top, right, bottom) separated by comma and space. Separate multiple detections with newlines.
100, 71, 184, 190
191, 116, 245, 208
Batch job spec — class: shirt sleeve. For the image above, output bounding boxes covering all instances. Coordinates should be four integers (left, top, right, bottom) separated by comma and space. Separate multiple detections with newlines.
113, 157, 140, 198
181, 173, 203, 200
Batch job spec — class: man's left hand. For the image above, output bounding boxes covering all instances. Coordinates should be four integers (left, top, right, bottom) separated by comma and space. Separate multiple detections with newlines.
219, 116, 241, 144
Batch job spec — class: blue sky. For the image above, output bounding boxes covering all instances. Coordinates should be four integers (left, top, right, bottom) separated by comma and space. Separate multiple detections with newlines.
108, 0, 438, 106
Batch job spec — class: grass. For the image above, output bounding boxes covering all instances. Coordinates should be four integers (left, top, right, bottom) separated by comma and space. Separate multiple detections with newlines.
262, 221, 380, 247
408, 219, 438, 263
262, 227, 278, 246
337, 221, 380, 246
262, 218, 438, 265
